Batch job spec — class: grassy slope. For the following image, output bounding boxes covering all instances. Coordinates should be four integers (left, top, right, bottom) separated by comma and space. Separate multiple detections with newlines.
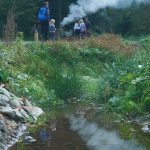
0, 33, 150, 116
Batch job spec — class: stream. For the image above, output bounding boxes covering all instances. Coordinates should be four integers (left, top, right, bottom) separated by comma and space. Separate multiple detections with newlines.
9, 103, 150, 150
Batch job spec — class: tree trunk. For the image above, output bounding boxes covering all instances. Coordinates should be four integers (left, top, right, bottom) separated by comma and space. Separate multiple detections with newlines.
110, 8, 116, 33
58, 0, 61, 28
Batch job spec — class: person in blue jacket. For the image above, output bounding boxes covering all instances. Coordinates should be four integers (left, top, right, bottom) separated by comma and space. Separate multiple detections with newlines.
39, 2, 50, 41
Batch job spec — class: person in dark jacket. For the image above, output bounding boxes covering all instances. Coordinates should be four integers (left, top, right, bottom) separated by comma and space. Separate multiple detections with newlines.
40, 2, 50, 41
85, 18, 91, 38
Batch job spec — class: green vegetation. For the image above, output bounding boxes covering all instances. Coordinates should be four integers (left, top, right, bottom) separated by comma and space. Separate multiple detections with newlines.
1, 33, 150, 116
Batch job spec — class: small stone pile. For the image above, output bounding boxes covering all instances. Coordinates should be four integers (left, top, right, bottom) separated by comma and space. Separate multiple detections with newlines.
0, 84, 43, 150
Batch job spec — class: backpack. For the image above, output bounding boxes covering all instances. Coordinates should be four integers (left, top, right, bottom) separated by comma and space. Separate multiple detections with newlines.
38, 7, 47, 21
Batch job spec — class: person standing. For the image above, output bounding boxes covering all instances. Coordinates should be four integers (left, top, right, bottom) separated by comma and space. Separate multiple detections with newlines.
74, 19, 81, 40
38, 2, 50, 41
85, 18, 91, 38
80, 19, 86, 39
49, 19, 56, 40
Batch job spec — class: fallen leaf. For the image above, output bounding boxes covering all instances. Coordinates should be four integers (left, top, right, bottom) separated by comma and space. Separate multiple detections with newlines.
16, 106, 22, 111
39, 123, 45, 127
8, 124, 17, 130
0, 111, 4, 115
18, 140, 23, 143
130, 128, 135, 132
22, 97, 25, 103
7, 132, 9, 134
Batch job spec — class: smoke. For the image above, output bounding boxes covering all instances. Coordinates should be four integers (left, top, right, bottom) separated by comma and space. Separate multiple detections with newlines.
61, 0, 149, 26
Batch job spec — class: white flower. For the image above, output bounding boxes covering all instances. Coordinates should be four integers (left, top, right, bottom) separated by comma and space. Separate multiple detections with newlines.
138, 65, 142, 69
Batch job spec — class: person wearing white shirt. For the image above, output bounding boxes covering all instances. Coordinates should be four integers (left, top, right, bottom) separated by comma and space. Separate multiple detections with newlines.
74, 19, 81, 40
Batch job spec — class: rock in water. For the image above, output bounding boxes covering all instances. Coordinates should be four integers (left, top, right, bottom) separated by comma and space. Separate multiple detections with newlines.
23, 136, 36, 144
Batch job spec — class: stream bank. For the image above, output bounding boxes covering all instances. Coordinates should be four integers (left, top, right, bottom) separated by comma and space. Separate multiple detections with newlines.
0, 84, 43, 150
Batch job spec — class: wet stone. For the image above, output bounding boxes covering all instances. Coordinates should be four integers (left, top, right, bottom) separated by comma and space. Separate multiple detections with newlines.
0, 87, 12, 100
0, 144, 7, 150
10, 100, 21, 107
9, 93, 16, 98
22, 106, 43, 117
0, 101, 7, 107
0, 136, 5, 143
19, 101, 24, 106
0, 94, 10, 103
24, 99, 32, 106
20, 108, 29, 118
7, 120, 18, 128
1, 126, 6, 133
0, 106, 25, 121
23, 136, 36, 144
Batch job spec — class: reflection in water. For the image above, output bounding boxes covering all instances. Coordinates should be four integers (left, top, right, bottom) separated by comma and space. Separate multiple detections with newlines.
50, 116, 57, 131
69, 112, 146, 150
40, 130, 51, 146
40, 116, 57, 147
9, 106, 150, 150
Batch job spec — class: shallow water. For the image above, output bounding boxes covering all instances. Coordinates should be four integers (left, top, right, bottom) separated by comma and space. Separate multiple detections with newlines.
9, 104, 150, 150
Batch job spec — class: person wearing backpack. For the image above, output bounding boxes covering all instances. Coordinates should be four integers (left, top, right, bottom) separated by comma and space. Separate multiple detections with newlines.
38, 2, 50, 41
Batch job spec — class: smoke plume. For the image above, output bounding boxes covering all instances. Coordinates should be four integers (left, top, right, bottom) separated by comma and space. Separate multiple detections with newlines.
61, 0, 149, 26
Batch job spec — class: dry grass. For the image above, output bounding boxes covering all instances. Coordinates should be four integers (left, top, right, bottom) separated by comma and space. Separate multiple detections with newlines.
2, 4, 17, 44
84, 34, 136, 56
43, 33, 136, 57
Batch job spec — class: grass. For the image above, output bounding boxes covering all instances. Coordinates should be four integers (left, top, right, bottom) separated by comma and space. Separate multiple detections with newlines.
0, 32, 150, 116
123, 34, 150, 42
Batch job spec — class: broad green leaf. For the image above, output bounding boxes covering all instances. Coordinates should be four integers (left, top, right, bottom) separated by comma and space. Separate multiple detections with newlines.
0, 74, 7, 82
144, 97, 150, 104
129, 101, 135, 105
